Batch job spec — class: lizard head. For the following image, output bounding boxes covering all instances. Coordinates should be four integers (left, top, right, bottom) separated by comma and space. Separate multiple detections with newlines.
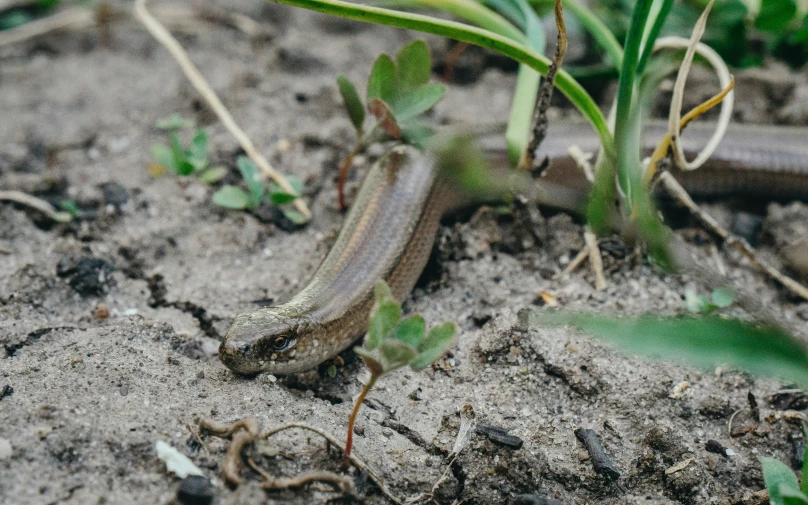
219, 308, 323, 375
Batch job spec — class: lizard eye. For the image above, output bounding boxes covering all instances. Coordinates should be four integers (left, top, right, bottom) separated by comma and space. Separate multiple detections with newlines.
271, 336, 295, 352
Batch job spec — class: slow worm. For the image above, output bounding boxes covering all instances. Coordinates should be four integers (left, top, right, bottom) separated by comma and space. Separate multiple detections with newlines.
219, 122, 808, 374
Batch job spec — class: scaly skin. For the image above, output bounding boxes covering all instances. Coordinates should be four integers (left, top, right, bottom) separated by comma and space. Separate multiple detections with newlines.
219, 122, 808, 374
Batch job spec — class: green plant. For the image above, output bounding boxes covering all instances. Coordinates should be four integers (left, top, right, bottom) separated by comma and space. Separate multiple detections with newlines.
761, 430, 808, 505
597, 0, 808, 68
211, 156, 306, 224
150, 115, 225, 181
336, 39, 446, 207
343, 280, 457, 467
684, 286, 735, 314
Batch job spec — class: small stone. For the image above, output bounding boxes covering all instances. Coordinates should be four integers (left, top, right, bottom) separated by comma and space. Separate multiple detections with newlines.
408, 387, 423, 401
177, 475, 213, 505
382, 427, 394, 438
0, 439, 11, 460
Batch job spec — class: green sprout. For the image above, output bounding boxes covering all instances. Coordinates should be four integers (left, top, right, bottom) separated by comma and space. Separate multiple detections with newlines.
211, 156, 306, 225
683, 286, 735, 314
343, 280, 457, 468
335, 39, 446, 208
761, 430, 808, 505
149, 114, 225, 182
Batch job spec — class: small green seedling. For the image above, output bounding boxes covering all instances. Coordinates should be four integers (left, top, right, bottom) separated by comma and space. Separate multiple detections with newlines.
684, 286, 735, 314
150, 114, 224, 181
335, 39, 446, 208
211, 156, 306, 225
761, 427, 808, 505
338, 39, 445, 145
59, 200, 79, 219
342, 280, 457, 468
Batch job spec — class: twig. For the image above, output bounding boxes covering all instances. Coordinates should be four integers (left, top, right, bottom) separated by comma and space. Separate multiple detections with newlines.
553, 247, 589, 280
246, 458, 354, 493
517, 0, 567, 172
199, 418, 404, 504
133, 0, 311, 220
0, 7, 94, 48
584, 228, 607, 291
0, 190, 72, 222
658, 173, 808, 301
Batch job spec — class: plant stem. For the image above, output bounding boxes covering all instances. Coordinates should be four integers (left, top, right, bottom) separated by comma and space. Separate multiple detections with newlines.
337, 143, 362, 211
342, 374, 377, 469
268, 0, 613, 157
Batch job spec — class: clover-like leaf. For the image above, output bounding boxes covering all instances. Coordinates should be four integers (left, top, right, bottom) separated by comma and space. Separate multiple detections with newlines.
199, 166, 228, 184
269, 176, 303, 205
187, 129, 209, 171
400, 123, 435, 146
762, 457, 802, 505
410, 322, 457, 371
236, 156, 264, 206
151, 144, 177, 173
368, 98, 401, 139
396, 40, 431, 93
781, 489, 808, 505
374, 280, 394, 303
394, 84, 445, 121
367, 54, 396, 105
388, 315, 425, 348
212, 185, 252, 210
337, 75, 365, 133
379, 339, 418, 373
710, 287, 735, 308
367, 300, 401, 351
354, 346, 384, 376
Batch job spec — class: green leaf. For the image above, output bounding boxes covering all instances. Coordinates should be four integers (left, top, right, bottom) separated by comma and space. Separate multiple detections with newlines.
170, 132, 195, 176
151, 144, 177, 173
782, 490, 808, 505
756, 0, 797, 32
354, 346, 384, 376
410, 322, 457, 371
212, 186, 252, 210
532, 312, 808, 387
367, 54, 396, 105
269, 176, 303, 205
762, 457, 802, 505
393, 84, 445, 121
187, 129, 208, 171
710, 287, 735, 308
368, 98, 401, 139
236, 156, 264, 206
198, 166, 228, 184
155, 113, 194, 130
684, 288, 710, 313
396, 40, 431, 93
60, 200, 79, 217
337, 75, 365, 132
379, 339, 418, 373
282, 209, 309, 226
0, 11, 31, 30
367, 300, 401, 351
326, 363, 337, 378
374, 280, 393, 303
388, 315, 426, 348
400, 123, 435, 146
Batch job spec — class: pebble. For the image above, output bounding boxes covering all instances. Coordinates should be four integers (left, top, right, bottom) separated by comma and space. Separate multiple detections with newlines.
382, 427, 394, 438
177, 475, 214, 505
0, 439, 12, 460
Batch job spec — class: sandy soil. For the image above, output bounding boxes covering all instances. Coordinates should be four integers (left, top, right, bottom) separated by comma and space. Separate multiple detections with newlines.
2, 1, 808, 504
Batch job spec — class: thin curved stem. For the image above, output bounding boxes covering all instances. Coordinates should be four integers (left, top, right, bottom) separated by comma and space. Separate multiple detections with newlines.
342, 375, 377, 469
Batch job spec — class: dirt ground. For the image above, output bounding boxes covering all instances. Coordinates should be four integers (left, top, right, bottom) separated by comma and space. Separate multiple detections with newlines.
2, 1, 808, 504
